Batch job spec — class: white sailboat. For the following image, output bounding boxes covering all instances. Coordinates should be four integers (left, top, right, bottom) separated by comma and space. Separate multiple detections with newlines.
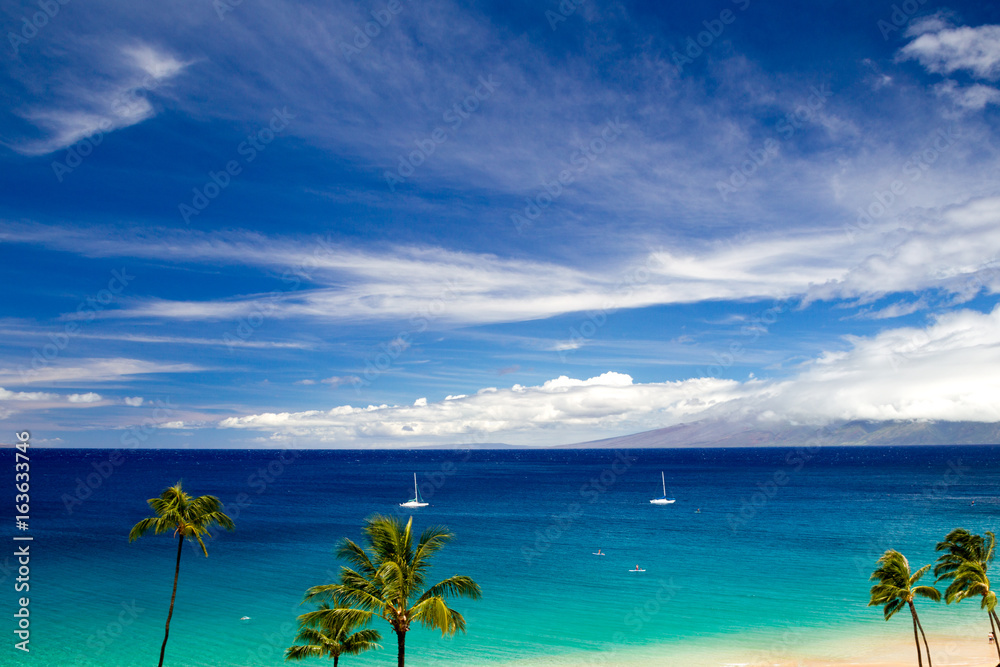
399, 473, 428, 508
649, 471, 675, 505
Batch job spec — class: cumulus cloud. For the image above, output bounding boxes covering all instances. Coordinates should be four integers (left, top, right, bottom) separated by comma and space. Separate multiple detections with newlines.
218, 306, 1000, 445
899, 24, 1000, 79
67, 392, 103, 403
124, 396, 144, 407
747, 306, 1000, 423
0, 388, 58, 401
218, 371, 746, 444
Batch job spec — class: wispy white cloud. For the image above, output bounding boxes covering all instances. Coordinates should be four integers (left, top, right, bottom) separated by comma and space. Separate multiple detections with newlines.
124, 396, 144, 407
321, 376, 361, 387
19, 331, 312, 350
934, 80, 1000, 109
15, 43, 189, 155
0, 358, 203, 386
5, 196, 999, 328
851, 298, 928, 320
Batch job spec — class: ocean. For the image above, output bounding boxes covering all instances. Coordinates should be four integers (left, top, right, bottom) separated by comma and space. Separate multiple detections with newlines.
7, 445, 999, 666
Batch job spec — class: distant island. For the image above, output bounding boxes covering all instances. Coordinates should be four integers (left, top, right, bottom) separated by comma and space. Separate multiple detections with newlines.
561, 419, 1000, 449
421, 420, 1000, 449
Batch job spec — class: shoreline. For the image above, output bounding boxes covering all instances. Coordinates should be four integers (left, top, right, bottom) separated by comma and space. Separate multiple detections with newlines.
484, 630, 1000, 667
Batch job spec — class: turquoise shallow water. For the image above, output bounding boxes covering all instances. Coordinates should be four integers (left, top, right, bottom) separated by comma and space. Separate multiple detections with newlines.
6, 445, 999, 666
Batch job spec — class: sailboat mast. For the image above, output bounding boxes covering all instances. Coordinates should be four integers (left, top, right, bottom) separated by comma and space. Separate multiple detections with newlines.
413, 473, 418, 499
661, 471, 666, 496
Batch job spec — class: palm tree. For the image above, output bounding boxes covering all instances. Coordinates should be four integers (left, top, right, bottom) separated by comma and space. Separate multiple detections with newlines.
129, 482, 235, 667
934, 528, 1000, 662
302, 515, 481, 667
286, 601, 382, 665
868, 549, 940, 667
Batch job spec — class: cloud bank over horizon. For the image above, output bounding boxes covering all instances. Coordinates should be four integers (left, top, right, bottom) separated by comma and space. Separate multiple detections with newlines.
213, 305, 1000, 446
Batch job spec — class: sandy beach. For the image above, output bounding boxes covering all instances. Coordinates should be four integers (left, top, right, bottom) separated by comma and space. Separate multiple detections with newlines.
689, 633, 1000, 667
493, 631, 1000, 667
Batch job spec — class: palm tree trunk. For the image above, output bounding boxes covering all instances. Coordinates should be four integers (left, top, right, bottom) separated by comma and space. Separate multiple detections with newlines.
913, 607, 933, 667
396, 630, 405, 667
989, 610, 1000, 662
334, 656, 339, 667
158, 535, 184, 667
909, 602, 924, 667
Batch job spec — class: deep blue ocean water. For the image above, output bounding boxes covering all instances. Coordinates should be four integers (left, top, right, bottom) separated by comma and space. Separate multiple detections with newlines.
5, 445, 1000, 666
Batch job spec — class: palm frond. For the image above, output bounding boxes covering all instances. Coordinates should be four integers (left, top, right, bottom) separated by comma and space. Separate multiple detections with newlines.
419, 575, 483, 602
868, 549, 938, 620
284, 644, 323, 661
342, 628, 382, 654
128, 517, 159, 542
299, 607, 375, 632
128, 483, 235, 556
410, 595, 462, 635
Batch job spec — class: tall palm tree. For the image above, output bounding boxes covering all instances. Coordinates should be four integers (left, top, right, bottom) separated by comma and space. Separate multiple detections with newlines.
868, 549, 941, 667
934, 528, 1000, 662
286, 601, 382, 665
302, 515, 481, 667
129, 482, 235, 667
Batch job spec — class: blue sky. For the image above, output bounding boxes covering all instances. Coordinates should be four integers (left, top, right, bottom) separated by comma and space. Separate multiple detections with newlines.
1, 0, 999, 447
